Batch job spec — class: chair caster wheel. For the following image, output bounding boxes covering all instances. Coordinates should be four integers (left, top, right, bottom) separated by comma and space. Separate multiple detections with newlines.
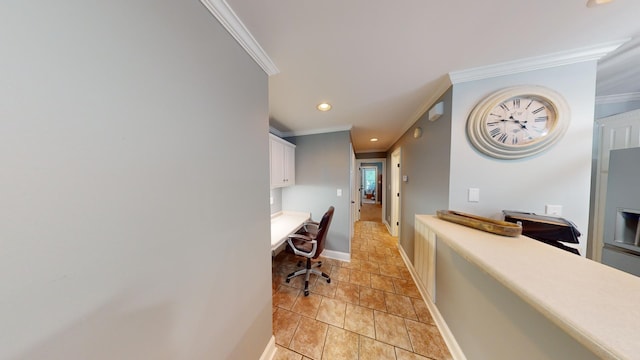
285, 279, 290, 283
327, 279, 331, 284
304, 290, 309, 296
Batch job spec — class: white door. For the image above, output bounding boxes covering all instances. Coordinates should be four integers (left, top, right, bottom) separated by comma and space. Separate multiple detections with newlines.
390, 148, 401, 237
591, 109, 640, 261
350, 145, 357, 236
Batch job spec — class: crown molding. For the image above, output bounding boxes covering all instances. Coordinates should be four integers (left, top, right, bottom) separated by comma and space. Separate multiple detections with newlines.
281, 125, 353, 137
268, 126, 285, 137
409, 76, 452, 126
200, 0, 279, 75
595, 92, 640, 105
449, 39, 629, 84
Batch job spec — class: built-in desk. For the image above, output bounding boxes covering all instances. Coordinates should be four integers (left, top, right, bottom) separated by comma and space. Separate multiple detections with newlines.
270, 211, 310, 254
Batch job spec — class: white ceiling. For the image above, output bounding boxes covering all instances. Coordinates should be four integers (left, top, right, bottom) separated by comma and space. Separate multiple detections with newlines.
223, 0, 640, 153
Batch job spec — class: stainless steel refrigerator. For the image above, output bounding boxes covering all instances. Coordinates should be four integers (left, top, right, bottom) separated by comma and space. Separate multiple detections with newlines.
602, 147, 640, 276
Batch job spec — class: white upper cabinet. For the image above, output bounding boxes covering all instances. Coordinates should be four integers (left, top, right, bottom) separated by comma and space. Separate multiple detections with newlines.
270, 134, 295, 188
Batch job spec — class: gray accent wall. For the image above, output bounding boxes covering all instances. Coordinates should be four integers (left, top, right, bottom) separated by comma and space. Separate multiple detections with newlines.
282, 132, 352, 254
0, 1, 272, 359
387, 90, 453, 261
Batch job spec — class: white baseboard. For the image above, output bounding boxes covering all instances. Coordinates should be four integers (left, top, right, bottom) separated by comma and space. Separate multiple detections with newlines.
383, 220, 391, 234
259, 335, 277, 360
321, 249, 351, 262
397, 245, 467, 360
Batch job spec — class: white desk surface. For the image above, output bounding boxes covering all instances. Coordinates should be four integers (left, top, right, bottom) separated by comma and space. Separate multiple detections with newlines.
416, 214, 640, 360
270, 211, 311, 252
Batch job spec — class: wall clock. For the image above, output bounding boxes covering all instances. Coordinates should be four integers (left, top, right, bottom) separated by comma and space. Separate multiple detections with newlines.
466, 85, 570, 160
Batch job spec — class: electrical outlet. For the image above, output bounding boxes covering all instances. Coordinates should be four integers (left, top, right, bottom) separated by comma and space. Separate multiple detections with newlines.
545, 205, 562, 216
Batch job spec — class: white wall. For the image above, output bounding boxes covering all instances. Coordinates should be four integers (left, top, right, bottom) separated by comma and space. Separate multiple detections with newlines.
449, 62, 598, 255
0, 1, 272, 359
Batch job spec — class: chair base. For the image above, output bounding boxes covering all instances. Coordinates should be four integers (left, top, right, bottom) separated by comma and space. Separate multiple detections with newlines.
286, 258, 330, 296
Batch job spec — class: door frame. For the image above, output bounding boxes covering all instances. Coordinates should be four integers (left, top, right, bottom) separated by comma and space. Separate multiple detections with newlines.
390, 148, 401, 237
350, 145, 357, 238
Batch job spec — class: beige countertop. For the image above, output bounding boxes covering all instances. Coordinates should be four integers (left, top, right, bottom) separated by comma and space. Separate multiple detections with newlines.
416, 214, 640, 360
270, 211, 310, 252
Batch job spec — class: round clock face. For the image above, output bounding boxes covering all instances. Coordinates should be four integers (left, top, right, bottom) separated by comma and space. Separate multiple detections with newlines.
467, 86, 570, 160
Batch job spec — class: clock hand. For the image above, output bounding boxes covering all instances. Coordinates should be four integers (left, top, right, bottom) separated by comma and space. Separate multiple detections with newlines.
507, 115, 530, 130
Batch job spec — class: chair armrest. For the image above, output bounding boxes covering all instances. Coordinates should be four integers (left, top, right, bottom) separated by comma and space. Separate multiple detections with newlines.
289, 233, 312, 242
287, 234, 317, 257
303, 221, 320, 233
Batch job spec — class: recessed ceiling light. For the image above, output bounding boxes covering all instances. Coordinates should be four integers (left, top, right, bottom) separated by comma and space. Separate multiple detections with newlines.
587, 0, 613, 7
317, 102, 332, 111
370, 138, 379, 142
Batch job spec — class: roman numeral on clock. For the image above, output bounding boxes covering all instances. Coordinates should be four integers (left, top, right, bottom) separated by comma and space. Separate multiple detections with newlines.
535, 116, 548, 122
499, 103, 510, 112
532, 106, 545, 114
490, 128, 501, 137
526, 100, 534, 109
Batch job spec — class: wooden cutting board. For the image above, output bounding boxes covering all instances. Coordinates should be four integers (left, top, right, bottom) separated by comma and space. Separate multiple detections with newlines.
436, 210, 522, 237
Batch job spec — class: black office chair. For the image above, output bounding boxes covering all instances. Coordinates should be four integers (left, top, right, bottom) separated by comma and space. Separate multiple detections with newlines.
286, 206, 334, 296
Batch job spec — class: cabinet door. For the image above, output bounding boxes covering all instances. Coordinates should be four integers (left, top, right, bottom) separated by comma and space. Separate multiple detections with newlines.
270, 139, 285, 188
283, 144, 295, 186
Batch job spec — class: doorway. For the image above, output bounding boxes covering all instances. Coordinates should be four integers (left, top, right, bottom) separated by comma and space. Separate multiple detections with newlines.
355, 159, 386, 224
361, 166, 378, 204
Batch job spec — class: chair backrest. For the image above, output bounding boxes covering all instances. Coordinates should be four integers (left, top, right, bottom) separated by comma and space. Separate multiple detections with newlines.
313, 206, 334, 259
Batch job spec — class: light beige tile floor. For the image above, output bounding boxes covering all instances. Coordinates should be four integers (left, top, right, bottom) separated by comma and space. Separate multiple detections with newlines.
272, 220, 452, 360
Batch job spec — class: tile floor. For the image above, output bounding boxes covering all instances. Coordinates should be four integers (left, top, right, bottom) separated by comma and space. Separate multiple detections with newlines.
271, 220, 452, 360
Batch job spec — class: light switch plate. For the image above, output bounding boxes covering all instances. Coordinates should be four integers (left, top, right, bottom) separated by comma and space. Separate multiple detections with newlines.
337, 189, 342, 197
468, 188, 480, 202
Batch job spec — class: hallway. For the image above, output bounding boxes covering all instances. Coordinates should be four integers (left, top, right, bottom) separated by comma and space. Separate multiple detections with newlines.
271, 219, 452, 359
359, 203, 382, 222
